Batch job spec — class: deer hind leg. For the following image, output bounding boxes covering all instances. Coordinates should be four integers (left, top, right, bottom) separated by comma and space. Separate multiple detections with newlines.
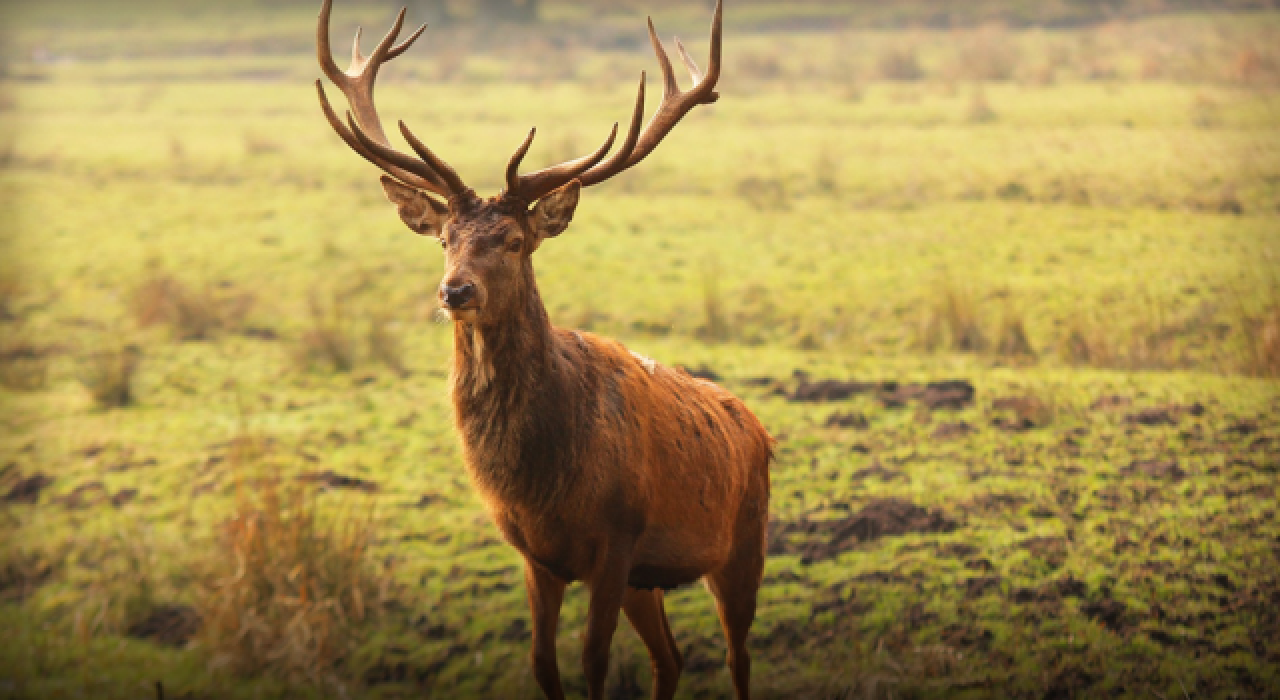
622, 588, 683, 700
525, 562, 567, 700
706, 529, 765, 700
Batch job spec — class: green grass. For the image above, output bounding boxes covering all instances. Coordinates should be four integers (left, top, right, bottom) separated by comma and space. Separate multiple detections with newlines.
1, 2, 1278, 698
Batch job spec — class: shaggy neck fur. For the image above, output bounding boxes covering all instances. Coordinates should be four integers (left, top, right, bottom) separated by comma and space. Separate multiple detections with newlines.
450, 261, 571, 509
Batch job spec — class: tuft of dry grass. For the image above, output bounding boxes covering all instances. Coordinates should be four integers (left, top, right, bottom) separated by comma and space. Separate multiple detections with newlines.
0, 329, 51, 391
296, 293, 357, 373
876, 46, 924, 82
197, 462, 397, 687
1240, 304, 1280, 378
367, 311, 408, 378
966, 87, 998, 123
735, 173, 789, 211
950, 27, 1020, 82
132, 269, 253, 341
243, 132, 284, 157
919, 281, 987, 354
698, 257, 730, 343
994, 308, 1037, 362
78, 343, 142, 408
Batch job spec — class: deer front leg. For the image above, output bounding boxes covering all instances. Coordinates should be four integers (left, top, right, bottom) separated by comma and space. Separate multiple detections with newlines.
525, 561, 567, 700
583, 546, 633, 699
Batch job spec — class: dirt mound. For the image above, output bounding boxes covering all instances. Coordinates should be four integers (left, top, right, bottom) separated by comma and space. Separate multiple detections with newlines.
126, 604, 201, 647
770, 499, 959, 564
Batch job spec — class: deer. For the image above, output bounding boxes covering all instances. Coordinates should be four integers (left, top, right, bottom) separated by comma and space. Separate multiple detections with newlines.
315, 1, 771, 698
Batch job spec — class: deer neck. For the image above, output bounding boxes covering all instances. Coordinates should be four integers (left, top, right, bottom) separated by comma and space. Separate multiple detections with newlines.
449, 263, 555, 424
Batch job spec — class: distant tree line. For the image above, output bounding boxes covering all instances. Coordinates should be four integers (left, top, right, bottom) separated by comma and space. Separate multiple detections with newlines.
404, 0, 538, 24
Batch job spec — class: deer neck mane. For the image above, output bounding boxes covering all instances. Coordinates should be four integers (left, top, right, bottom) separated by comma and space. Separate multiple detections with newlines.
449, 263, 578, 508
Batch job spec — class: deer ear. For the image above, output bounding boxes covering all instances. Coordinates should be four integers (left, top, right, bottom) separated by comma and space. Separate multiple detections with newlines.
380, 176, 448, 238
530, 180, 581, 243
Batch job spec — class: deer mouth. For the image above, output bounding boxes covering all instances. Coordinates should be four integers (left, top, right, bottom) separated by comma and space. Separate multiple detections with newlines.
445, 307, 479, 322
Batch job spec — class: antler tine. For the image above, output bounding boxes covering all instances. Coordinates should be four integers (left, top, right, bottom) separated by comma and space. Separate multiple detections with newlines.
399, 121, 472, 199
648, 18, 681, 99
577, 0, 723, 189
316, 81, 448, 195
316, 0, 468, 198
674, 38, 704, 87
388, 22, 427, 60
346, 112, 455, 195
317, 0, 347, 88
579, 73, 646, 188
505, 128, 538, 196
505, 122, 620, 203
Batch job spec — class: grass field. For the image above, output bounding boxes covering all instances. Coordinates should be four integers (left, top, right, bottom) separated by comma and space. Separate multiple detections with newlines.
1, 1, 1279, 698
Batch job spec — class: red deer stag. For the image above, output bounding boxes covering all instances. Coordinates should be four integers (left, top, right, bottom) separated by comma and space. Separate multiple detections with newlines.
315, 1, 771, 697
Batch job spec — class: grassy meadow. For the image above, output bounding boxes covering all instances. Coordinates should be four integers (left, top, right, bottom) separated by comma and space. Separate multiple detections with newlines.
1, 1, 1279, 698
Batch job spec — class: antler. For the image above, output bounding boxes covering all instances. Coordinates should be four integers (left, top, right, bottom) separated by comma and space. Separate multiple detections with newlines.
315, 0, 469, 200
502, 0, 722, 202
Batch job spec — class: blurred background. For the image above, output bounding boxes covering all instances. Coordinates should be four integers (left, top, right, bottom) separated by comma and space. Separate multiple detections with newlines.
1, 0, 1278, 698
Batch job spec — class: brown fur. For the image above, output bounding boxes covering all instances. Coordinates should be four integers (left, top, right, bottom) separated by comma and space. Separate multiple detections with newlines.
315, 1, 757, 694
425, 187, 772, 700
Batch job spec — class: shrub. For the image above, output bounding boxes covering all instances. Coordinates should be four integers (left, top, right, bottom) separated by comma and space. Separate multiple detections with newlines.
995, 309, 1037, 362
367, 311, 408, 378
79, 343, 142, 408
1241, 304, 1280, 378
198, 468, 398, 687
132, 270, 253, 341
0, 330, 51, 391
919, 281, 987, 354
296, 294, 357, 373
951, 27, 1019, 82
966, 88, 998, 123
876, 46, 923, 81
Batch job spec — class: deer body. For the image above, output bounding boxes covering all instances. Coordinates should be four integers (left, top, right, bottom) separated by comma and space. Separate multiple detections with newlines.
315, 2, 770, 697
453, 301, 771, 589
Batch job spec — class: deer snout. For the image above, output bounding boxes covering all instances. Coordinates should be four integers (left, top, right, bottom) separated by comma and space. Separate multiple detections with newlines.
439, 282, 477, 309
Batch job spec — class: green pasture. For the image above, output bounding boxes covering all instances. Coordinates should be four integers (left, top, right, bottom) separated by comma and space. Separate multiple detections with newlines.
1, 2, 1278, 698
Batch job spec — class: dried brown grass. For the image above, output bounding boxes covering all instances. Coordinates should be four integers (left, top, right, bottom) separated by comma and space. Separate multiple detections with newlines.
197, 445, 398, 688
876, 45, 924, 82
367, 311, 408, 378
950, 26, 1020, 82
132, 270, 253, 341
295, 293, 357, 373
919, 281, 987, 354
0, 329, 51, 391
1240, 304, 1280, 378
78, 343, 142, 408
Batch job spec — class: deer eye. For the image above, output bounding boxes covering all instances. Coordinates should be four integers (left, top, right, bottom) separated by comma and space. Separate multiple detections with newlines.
506, 237, 523, 253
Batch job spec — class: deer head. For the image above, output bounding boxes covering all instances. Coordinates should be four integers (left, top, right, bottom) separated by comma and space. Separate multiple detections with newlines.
316, 0, 722, 325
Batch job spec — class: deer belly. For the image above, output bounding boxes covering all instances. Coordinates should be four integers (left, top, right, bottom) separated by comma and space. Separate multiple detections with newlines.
629, 524, 730, 590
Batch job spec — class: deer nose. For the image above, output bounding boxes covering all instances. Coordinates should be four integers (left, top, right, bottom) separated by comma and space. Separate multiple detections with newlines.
440, 282, 476, 309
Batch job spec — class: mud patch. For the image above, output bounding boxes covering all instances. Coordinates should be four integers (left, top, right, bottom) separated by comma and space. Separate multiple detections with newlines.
790, 379, 879, 402
932, 421, 973, 440
678, 365, 721, 382
825, 411, 869, 429
4, 473, 52, 503
297, 470, 380, 493
1125, 459, 1186, 481
126, 604, 201, 647
770, 498, 959, 564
